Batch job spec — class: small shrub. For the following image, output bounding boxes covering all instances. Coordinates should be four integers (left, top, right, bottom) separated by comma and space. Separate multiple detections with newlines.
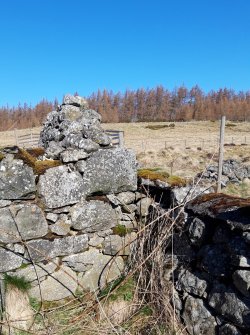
226, 122, 237, 127
4, 274, 31, 292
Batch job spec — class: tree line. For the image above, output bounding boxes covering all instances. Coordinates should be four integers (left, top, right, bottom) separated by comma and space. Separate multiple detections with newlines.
1, 86, 250, 131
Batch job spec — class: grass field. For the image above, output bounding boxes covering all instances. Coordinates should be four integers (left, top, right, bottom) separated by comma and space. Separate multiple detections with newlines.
1, 121, 250, 181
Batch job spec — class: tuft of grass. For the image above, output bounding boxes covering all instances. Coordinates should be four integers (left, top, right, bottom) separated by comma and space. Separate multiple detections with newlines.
4, 274, 31, 292
112, 224, 131, 237
0, 152, 5, 161
15, 148, 61, 175
107, 277, 135, 302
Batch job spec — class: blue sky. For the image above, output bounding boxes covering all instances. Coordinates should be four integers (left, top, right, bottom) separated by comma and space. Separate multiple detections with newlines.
0, 0, 250, 106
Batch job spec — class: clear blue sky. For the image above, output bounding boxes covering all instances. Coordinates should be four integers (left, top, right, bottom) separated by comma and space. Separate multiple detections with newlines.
0, 0, 250, 106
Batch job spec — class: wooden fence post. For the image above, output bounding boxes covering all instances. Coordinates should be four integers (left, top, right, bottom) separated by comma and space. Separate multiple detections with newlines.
217, 116, 226, 193
118, 131, 124, 147
14, 129, 18, 146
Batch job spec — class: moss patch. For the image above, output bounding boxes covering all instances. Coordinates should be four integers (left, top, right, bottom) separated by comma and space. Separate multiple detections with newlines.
26, 147, 45, 158
0, 152, 5, 161
138, 168, 187, 187
112, 224, 132, 237
4, 274, 31, 292
167, 175, 187, 187
138, 168, 170, 182
15, 148, 61, 175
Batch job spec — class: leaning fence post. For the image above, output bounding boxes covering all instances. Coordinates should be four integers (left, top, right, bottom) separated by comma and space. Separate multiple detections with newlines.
217, 115, 226, 193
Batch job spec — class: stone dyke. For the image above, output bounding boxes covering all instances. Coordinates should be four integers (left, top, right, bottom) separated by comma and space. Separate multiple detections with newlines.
140, 176, 250, 335
0, 94, 143, 302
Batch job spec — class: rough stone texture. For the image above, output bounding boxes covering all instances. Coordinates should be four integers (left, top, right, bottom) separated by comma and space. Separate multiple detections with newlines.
70, 200, 118, 232
208, 283, 250, 329
26, 235, 88, 261
188, 217, 207, 246
83, 148, 137, 195
77, 254, 124, 291
0, 205, 48, 243
14, 204, 48, 240
49, 220, 71, 236
75, 160, 86, 173
136, 197, 153, 217
171, 186, 212, 205
89, 235, 104, 247
11, 259, 59, 284
176, 269, 207, 297
0, 200, 11, 208
29, 265, 78, 301
0, 248, 23, 272
46, 213, 58, 222
82, 125, 111, 146
38, 165, 85, 208
197, 244, 231, 278
61, 135, 100, 152
103, 235, 124, 256
63, 248, 101, 272
219, 324, 242, 335
183, 296, 216, 335
233, 270, 250, 297
63, 94, 89, 108
186, 193, 250, 231
60, 149, 89, 163
0, 157, 36, 200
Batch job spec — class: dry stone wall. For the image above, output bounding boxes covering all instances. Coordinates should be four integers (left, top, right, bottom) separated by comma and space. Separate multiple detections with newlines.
0, 94, 142, 302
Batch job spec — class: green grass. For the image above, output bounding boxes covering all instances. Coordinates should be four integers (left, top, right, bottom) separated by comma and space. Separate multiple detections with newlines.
4, 274, 31, 292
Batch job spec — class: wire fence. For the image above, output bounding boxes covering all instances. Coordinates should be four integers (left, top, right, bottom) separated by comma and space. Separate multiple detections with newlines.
125, 136, 250, 153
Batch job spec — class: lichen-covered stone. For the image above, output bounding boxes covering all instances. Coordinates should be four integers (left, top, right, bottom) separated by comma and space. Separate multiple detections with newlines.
63, 94, 89, 108
83, 148, 137, 195
60, 149, 89, 163
26, 235, 88, 261
37, 165, 85, 208
63, 248, 100, 272
0, 200, 11, 208
0, 205, 48, 243
219, 324, 242, 335
29, 265, 78, 301
0, 248, 23, 272
0, 157, 36, 200
70, 200, 118, 232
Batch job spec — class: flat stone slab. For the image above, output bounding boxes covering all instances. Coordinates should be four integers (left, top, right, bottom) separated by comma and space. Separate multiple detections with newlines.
26, 235, 88, 261
0, 247, 23, 272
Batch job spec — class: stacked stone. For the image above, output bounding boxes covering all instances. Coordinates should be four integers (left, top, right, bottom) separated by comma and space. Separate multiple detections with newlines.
199, 159, 250, 187
0, 94, 145, 302
168, 193, 250, 335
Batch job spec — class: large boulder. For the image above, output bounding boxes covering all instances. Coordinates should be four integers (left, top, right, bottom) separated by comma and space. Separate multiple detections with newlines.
37, 165, 85, 208
83, 147, 137, 195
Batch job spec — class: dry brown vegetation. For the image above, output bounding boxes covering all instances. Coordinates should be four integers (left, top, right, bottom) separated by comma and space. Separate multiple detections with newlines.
1, 121, 250, 180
